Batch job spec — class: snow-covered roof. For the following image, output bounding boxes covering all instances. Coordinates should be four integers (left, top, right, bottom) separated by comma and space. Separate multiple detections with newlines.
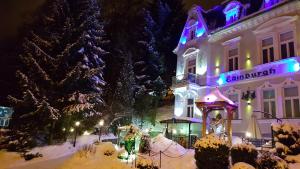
196, 88, 235, 105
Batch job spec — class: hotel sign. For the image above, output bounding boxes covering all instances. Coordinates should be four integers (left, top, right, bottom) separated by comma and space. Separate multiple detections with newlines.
217, 58, 300, 85
225, 68, 276, 83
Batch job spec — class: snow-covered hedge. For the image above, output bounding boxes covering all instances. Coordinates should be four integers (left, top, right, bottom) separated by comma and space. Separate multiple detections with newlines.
139, 134, 150, 153
231, 162, 255, 169
194, 134, 229, 169
136, 158, 158, 169
272, 122, 300, 157
231, 143, 258, 167
257, 152, 288, 169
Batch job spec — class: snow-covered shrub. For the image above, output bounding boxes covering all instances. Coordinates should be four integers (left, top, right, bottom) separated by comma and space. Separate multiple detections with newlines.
102, 143, 116, 156
22, 152, 42, 161
136, 158, 158, 169
78, 144, 96, 158
285, 154, 300, 163
257, 152, 288, 169
272, 122, 300, 157
139, 134, 150, 153
194, 134, 229, 169
231, 162, 255, 169
231, 143, 258, 167
117, 148, 127, 159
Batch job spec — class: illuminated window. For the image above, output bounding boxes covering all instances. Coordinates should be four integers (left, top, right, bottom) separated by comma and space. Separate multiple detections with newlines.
262, 37, 274, 64
187, 59, 196, 74
264, 0, 281, 8
223, 1, 241, 24
228, 94, 239, 119
262, 90, 276, 119
284, 86, 300, 118
280, 31, 295, 59
228, 48, 239, 71
187, 99, 194, 118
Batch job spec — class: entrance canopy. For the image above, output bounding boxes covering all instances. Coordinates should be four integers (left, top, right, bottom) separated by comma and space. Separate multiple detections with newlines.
196, 88, 237, 110
195, 88, 237, 145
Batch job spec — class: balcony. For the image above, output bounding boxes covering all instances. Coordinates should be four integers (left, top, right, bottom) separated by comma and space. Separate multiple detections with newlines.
172, 73, 206, 87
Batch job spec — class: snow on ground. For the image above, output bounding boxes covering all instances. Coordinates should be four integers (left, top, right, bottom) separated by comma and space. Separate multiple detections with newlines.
231, 162, 255, 169
1, 134, 117, 169
289, 163, 300, 169
0, 151, 22, 169
59, 142, 131, 169
138, 134, 196, 169
285, 154, 300, 163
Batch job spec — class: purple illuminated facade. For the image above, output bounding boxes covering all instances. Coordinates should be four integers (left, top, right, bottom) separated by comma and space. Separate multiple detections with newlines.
172, 0, 300, 138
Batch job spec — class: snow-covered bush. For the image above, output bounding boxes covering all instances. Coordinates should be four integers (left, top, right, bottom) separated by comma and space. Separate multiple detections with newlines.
231, 162, 255, 169
257, 152, 288, 169
194, 134, 229, 169
139, 134, 150, 153
102, 143, 116, 156
22, 152, 42, 161
136, 158, 158, 169
78, 144, 96, 158
272, 123, 300, 157
231, 143, 258, 167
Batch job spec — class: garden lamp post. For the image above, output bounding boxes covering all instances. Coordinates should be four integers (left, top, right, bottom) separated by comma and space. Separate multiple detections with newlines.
99, 119, 104, 141
73, 121, 80, 147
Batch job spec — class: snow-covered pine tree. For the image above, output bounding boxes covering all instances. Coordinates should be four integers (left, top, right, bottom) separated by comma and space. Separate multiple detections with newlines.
61, 0, 107, 128
114, 55, 136, 117
133, 9, 166, 127
7, 0, 71, 147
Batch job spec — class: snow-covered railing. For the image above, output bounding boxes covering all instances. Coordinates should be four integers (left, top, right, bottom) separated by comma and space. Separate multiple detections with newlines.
172, 73, 206, 87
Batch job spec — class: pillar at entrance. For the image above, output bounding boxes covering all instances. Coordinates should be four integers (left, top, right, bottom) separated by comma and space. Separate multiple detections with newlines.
195, 88, 237, 146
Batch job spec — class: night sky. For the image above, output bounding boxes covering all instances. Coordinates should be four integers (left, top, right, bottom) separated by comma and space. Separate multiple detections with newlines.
0, 0, 223, 106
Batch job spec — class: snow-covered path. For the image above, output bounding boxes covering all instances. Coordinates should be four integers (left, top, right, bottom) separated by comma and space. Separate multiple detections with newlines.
8, 154, 72, 169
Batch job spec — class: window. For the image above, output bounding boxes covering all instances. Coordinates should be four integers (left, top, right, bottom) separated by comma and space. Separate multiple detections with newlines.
284, 87, 300, 118
190, 29, 195, 40
280, 31, 295, 59
228, 94, 239, 119
263, 90, 276, 118
228, 48, 239, 71
187, 59, 196, 74
187, 99, 194, 118
262, 37, 274, 64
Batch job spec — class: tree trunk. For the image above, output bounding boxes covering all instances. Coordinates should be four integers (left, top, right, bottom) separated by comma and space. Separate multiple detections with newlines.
48, 120, 56, 145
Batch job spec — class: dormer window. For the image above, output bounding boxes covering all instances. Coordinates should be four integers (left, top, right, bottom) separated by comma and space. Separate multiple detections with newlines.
264, 0, 281, 8
223, 1, 242, 24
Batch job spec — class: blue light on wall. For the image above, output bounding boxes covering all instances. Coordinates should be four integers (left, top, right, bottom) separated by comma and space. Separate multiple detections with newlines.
180, 36, 187, 45
216, 58, 300, 86
217, 74, 226, 85
264, 0, 279, 8
293, 63, 300, 72
196, 27, 205, 37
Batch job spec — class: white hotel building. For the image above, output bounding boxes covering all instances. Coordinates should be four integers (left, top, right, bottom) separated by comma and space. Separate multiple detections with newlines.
171, 0, 300, 138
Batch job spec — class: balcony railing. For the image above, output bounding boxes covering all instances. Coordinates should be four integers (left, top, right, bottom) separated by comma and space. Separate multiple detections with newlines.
172, 73, 206, 87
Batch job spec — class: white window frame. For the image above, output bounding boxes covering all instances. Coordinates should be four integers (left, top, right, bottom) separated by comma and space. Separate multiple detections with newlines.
186, 58, 196, 74
223, 40, 240, 72
261, 36, 275, 64
283, 86, 300, 118
254, 16, 298, 65
186, 98, 194, 118
262, 89, 276, 119
279, 30, 296, 59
